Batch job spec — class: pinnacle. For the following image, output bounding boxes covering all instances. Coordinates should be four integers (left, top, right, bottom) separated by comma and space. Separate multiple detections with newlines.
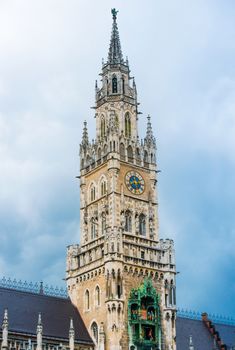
107, 9, 124, 65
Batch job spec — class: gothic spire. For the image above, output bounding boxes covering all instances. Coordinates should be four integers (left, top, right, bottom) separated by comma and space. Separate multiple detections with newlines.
1, 309, 8, 350
36, 313, 43, 350
81, 121, 89, 146
189, 335, 194, 350
145, 115, 156, 146
69, 318, 75, 350
107, 9, 124, 65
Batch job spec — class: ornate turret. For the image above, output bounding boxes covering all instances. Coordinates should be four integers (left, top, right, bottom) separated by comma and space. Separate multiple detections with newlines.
107, 9, 124, 65
81, 121, 89, 147
145, 115, 156, 147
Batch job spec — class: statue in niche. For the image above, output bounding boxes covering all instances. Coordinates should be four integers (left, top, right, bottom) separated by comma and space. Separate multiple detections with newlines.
120, 211, 125, 228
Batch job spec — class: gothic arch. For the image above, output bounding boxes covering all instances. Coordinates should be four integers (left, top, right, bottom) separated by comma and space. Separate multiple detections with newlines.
124, 210, 132, 232
99, 175, 108, 197
95, 285, 101, 306
120, 143, 125, 161
127, 145, 134, 163
139, 213, 146, 236
144, 150, 149, 168
89, 182, 96, 202
97, 147, 102, 161
90, 321, 99, 345
85, 289, 90, 310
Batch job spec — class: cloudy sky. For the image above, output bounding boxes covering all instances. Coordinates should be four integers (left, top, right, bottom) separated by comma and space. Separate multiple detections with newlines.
0, 0, 235, 317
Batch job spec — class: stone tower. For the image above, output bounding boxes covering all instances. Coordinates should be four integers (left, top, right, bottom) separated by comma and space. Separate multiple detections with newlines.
66, 9, 177, 350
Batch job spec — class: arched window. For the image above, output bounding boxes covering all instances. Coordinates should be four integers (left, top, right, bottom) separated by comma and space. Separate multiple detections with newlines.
112, 76, 118, 93
97, 148, 102, 161
101, 117, 106, 138
95, 286, 101, 306
85, 290, 90, 310
101, 180, 107, 196
91, 322, 98, 344
144, 150, 149, 168
136, 148, 141, 165
90, 185, 96, 202
122, 77, 125, 94
139, 214, 146, 236
103, 144, 108, 155
125, 113, 131, 138
127, 145, 133, 163
125, 211, 132, 232
120, 143, 125, 161
91, 218, 96, 240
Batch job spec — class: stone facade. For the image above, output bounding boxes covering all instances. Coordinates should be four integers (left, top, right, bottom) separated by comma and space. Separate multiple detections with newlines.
66, 9, 176, 350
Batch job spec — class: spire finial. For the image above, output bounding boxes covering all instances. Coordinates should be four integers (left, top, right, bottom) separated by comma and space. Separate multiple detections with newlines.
107, 9, 123, 65
111, 8, 118, 20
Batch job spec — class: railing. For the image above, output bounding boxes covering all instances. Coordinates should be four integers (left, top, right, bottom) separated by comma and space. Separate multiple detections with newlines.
0, 277, 68, 299
177, 308, 235, 326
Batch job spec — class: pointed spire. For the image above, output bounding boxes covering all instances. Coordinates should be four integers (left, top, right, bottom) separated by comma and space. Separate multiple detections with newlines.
36, 313, 43, 350
1, 309, 8, 350
145, 115, 156, 146
189, 335, 194, 350
99, 322, 105, 350
69, 318, 75, 350
107, 9, 124, 65
81, 121, 89, 147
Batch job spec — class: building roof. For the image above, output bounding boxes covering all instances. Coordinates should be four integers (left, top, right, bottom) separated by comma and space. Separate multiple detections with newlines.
176, 316, 235, 349
0, 287, 93, 345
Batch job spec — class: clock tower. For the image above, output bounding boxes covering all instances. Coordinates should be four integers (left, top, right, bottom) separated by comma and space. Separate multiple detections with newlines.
66, 9, 177, 350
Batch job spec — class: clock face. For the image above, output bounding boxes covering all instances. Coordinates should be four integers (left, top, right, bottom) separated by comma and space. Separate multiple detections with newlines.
125, 171, 145, 195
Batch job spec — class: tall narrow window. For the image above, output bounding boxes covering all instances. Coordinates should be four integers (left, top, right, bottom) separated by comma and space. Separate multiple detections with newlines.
125, 211, 132, 232
125, 112, 131, 138
101, 117, 106, 138
90, 185, 96, 202
122, 77, 125, 94
112, 76, 117, 93
85, 290, 90, 310
91, 219, 96, 240
120, 143, 125, 161
101, 180, 107, 196
127, 145, 133, 163
139, 214, 146, 236
95, 286, 100, 306
91, 322, 98, 344
144, 150, 149, 168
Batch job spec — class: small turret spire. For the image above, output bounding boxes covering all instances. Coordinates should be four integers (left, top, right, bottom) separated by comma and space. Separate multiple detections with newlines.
36, 313, 43, 350
145, 115, 156, 146
81, 121, 89, 146
107, 9, 124, 65
69, 318, 75, 350
189, 335, 194, 350
1, 309, 8, 350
